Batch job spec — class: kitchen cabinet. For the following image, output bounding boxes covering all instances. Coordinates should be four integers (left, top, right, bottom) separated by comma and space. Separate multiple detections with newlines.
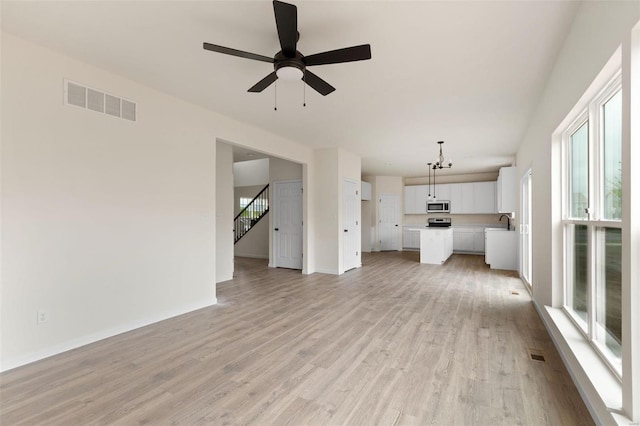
453, 228, 474, 252
433, 183, 451, 201
450, 183, 474, 214
403, 225, 425, 249
497, 166, 517, 213
452, 226, 486, 253
405, 180, 496, 215
361, 181, 372, 201
404, 186, 416, 214
485, 229, 517, 270
418, 228, 453, 265
474, 181, 497, 214
404, 185, 428, 214
450, 182, 496, 214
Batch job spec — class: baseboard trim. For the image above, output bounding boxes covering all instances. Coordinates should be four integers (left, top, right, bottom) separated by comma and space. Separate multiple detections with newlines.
313, 268, 340, 275
0, 297, 217, 373
234, 253, 269, 260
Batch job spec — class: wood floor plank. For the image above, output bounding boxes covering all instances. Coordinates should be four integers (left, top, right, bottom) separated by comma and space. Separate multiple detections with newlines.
0, 253, 593, 425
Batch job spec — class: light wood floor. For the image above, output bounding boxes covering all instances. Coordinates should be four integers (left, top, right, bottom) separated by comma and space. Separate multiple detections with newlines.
0, 252, 593, 425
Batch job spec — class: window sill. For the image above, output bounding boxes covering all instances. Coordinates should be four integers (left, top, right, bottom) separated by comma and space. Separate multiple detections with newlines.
541, 305, 628, 423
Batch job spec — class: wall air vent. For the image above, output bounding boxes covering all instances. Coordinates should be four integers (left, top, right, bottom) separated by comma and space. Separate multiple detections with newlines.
64, 80, 136, 122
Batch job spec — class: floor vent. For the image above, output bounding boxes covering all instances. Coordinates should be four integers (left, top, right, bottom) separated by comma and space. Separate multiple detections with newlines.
527, 348, 546, 362
510, 289, 520, 295
64, 80, 136, 122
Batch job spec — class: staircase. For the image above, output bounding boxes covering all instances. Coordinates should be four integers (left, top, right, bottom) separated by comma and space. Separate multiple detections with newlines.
234, 184, 269, 244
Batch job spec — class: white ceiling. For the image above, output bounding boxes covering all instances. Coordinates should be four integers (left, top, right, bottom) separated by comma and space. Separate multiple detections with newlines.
1, 1, 579, 177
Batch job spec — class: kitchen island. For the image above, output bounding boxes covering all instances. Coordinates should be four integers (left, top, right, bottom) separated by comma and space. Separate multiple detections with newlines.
409, 227, 453, 265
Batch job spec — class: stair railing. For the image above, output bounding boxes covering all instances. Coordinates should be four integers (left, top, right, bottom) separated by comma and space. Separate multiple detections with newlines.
234, 184, 269, 244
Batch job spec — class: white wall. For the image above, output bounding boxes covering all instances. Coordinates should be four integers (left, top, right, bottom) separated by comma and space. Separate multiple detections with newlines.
216, 141, 234, 282
233, 158, 269, 187
0, 33, 316, 371
514, 2, 640, 423
312, 149, 339, 274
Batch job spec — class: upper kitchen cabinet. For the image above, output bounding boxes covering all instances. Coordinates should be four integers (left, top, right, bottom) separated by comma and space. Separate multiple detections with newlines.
361, 181, 372, 201
405, 185, 429, 214
474, 181, 497, 214
433, 183, 451, 202
450, 182, 496, 214
496, 166, 517, 213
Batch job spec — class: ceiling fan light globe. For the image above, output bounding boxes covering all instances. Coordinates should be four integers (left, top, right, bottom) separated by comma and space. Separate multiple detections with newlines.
276, 66, 304, 81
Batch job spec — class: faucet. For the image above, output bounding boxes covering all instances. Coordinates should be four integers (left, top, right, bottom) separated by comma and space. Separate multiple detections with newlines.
499, 214, 511, 231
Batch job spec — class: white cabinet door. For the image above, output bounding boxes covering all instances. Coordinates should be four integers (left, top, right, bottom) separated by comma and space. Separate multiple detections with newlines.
414, 185, 428, 214
361, 181, 372, 201
449, 183, 463, 213
497, 166, 517, 213
473, 231, 485, 253
473, 182, 496, 214
403, 228, 420, 249
404, 186, 417, 214
453, 229, 474, 251
404, 185, 429, 214
434, 183, 451, 201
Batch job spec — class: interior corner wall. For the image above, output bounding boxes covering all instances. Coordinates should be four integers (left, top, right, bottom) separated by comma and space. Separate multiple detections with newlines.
0, 32, 316, 371
216, 141, 234, 282
0, 33, 218, 371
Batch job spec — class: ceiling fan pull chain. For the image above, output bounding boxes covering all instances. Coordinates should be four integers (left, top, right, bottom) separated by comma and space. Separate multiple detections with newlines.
274, 80, 278, 111
303, 73, 306, 107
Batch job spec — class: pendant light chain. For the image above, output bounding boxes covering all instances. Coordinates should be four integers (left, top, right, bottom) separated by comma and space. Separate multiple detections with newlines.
274, 80, 278, 111
303, 72, 306, 107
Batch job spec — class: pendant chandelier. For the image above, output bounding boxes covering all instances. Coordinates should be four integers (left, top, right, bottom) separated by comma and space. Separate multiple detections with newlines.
427, 141, 453, 201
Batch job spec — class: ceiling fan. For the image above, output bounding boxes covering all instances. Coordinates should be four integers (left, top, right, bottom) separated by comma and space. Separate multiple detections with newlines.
203, 0, 372, 96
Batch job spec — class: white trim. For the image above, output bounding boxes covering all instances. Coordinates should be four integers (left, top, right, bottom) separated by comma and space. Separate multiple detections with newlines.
313, 268, 340, 275
536, 303, 628, 425
0, 298, 217, 373
234, 253, 269, 260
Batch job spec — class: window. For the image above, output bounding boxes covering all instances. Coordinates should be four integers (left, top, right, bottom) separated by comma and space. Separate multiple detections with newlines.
562, 74, 622, 374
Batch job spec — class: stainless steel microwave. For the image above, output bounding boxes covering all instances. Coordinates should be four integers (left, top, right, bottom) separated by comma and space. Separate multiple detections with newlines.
427, 200, 450, 213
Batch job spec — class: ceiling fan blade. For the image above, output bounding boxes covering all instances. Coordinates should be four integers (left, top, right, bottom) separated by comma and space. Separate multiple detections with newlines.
203, 43, 274, 63
303, 70, 335, 96
248, 72, 278, 92
304, 44, 372, 66
273, 0, 297, 58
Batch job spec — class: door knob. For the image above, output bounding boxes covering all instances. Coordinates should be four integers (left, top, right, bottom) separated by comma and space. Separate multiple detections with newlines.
275, 228, 279, 231
344, 229, 348, 232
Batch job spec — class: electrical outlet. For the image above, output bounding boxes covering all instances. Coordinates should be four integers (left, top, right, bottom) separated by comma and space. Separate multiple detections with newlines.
36, 310, 49, 324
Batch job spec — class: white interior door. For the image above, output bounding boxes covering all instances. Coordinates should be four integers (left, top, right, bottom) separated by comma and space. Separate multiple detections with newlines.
520, 170, 532, 286
273, 180, 303, 270
343, 179, 359, 272
379, 194, 400, 251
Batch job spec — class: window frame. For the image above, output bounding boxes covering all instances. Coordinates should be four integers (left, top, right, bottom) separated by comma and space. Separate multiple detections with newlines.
561, 71, 623, 379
